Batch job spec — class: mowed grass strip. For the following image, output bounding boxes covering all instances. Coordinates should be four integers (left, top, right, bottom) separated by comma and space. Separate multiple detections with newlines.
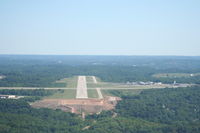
87, 89, 99, 98
102, 89, 142, 97
87, 82, 119, 88
86, 76, 94, 83
45, 89, 76, 99
66, 76, 78, 88
51, 83, 66, 87
55, 76, 78, 88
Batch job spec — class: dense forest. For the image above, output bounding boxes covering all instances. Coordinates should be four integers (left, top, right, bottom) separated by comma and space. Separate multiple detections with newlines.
0, 55, 200, 87
85, 86, 200, 133
0, 99, 85, 133
0, 86, 199, 133
115, 87, 200, 124
0, 55, 200, 132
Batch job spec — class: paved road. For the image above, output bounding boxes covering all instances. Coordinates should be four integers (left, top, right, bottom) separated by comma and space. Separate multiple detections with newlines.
92, 76, 103, 99
76, 76, 88, 99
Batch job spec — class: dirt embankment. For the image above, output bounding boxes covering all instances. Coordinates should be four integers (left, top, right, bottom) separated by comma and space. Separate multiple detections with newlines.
31, 96, 121, 114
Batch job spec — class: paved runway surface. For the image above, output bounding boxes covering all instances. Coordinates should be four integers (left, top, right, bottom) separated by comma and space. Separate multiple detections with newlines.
76, 76, 88, 98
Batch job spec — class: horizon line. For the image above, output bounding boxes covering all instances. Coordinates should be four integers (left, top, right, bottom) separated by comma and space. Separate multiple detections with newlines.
0, 54, 200, 57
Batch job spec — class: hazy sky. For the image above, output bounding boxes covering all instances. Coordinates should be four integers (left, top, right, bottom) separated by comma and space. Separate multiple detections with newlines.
0, 0, 200, 55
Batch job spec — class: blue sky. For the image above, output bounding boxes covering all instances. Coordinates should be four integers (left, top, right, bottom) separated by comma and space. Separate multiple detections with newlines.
0, 0, 200, 55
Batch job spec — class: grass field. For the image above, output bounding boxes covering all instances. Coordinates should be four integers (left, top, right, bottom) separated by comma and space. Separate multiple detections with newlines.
86, 76, 94, 83
87, 82, 114, 88
45, 89, 99, 99
55, 76, 78, 88
102, 89, 142, 97
51, 82, 66, 87
87, 89, 99, 98
152, 73, 200, 78
45, 89, 76, 99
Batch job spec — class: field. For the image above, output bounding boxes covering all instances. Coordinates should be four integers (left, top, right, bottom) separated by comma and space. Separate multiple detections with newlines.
55, 76, 78, 88
45, 89, 100, 99
45, 89, 76, 99
86, 76, 94, 83
102, 89, 142, 97
87, 89, 99, 98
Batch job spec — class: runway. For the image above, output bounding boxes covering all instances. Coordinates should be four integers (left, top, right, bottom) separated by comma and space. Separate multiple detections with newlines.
76, 76, 88, 98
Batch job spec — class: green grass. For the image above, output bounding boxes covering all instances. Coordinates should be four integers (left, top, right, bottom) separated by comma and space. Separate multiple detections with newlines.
55, 76, 78, 88
87, 81, 124, 88
102, 89, 142, 97
45, 89, 76, 99
86, 76, 94, 83
88, 89, 98, 98
51, 83, 66, 87
65, 76, 78, 88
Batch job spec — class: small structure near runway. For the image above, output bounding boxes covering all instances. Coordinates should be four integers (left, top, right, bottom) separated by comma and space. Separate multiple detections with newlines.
0, 95, 23, 99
